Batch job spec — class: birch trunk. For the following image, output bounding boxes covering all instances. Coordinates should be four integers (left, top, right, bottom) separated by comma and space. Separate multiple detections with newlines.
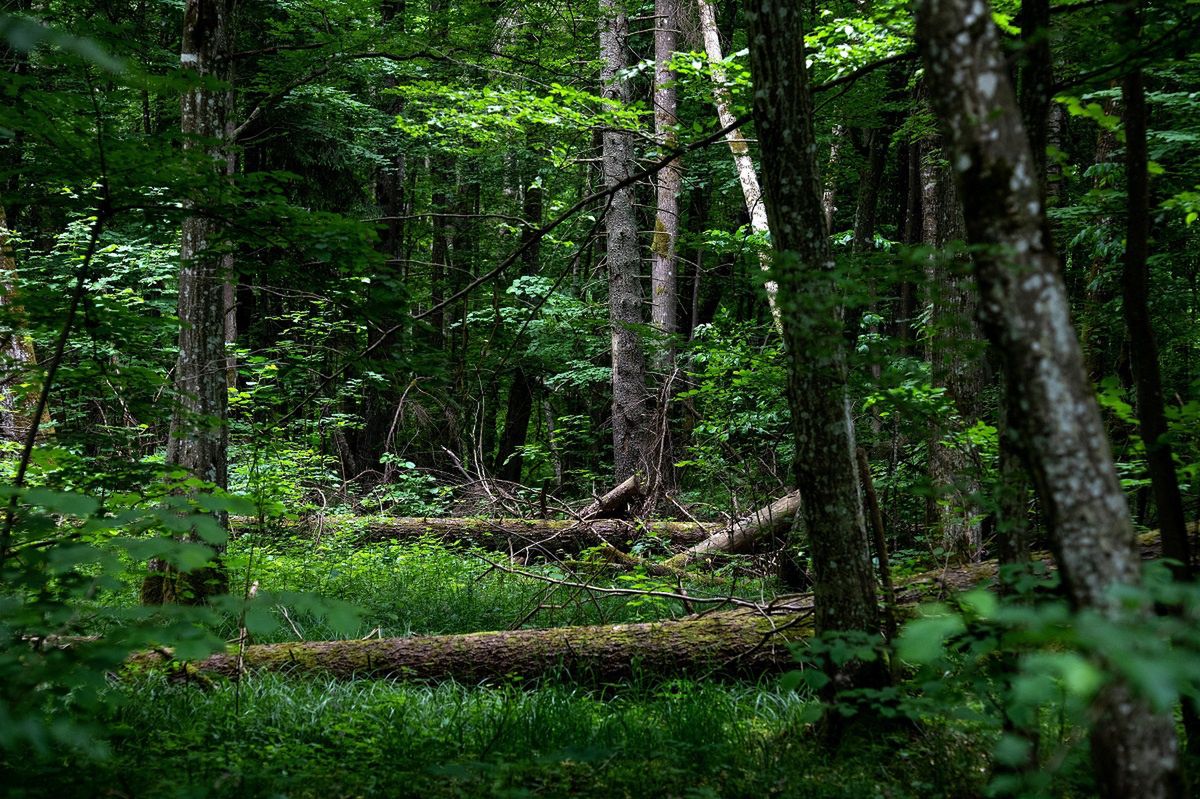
696, 0, 780, 328
915, 1, 1182, 794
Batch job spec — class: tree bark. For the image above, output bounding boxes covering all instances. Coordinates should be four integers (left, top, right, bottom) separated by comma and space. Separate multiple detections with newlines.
651, 0, 681, 371
129, 608, 811, 683
745, 0, 882, 652
143, 0, 237, 605
116, 529, 1198, 686
1017, 0, 1054, 189
600, 0, 650, 485
696, 0, 780, 328
914, 1, 1182, 795
821, 124, 846, 233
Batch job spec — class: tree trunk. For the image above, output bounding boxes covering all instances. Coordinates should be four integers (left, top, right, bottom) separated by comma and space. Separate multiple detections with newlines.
651, 0, 681, 371
428, 154, 452, 350
914, 1, 1183, 795
600, 0, 650, 486
821, 124, 846, 233
1017, 0, 1053, 189
0, 205, 43, 443
665, 491, 801, 568
745, 0, 882, 654
129, 608, 811, 684
350, 0, 410, 473
921, 143, 984, 561
143, 0, 236, 605
116, 529, 1199, 686
1120, 30, 1191, 579
696, 0, 780, 328
495, 367, 534, 483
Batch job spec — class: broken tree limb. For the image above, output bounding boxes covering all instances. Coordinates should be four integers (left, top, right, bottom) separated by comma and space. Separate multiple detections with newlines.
127, 607, 813, 684
578, 474, 643, 520
663, 492, 802, 569
277, 515, 716, 555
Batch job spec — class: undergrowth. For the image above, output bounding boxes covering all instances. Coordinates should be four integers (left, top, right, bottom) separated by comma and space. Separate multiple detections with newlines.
8, 674, 992, 799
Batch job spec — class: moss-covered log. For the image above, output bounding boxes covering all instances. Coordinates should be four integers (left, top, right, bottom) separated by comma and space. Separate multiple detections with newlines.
305, 516, 716, 555
128, 608, 811, 683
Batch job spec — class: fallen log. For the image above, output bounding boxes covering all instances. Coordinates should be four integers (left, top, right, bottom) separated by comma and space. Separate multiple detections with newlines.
247, 516, 716, 555
128, 607, 812, 684
126, 531, 1185, 685
664, 492, 802, 569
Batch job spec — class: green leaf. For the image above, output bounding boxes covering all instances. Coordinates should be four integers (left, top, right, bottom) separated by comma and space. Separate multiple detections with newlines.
24, 487, 99, 517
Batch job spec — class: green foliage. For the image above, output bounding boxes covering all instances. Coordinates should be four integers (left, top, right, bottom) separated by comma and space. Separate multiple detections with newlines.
891, 565, 1200, 797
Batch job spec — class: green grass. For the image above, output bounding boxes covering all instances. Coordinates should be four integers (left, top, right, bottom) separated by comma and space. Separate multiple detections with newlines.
16, 520, 1103, 798
8, 675, 992, 799
99, 528, 780, 644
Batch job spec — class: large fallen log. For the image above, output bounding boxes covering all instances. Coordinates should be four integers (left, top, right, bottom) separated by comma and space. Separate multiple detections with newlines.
128, 607, 812, 684
249, 516, 716, 555
664, 492, 802, 569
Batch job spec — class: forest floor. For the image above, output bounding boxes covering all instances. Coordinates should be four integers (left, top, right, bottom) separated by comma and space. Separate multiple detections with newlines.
8, 520, 1101, 799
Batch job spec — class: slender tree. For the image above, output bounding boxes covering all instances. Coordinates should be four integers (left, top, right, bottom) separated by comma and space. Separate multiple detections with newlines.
1120, 6, 1191, 579
914, 0, 1183, 793
745, 0, 881, 659
696, 0, 780, 328
650, 0, 681, 371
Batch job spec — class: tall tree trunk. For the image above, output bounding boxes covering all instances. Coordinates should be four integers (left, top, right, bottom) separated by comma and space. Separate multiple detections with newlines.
651, 0, 681, 370
144, 0, 237, 605
914, 1, 1183, 795
745, 0, 882, 667
351, 0, 410, 472
600, 0, 649, 485
696, 0, 780, 328
1120, 6, 1199, 756
921, 144, 984, 561
1120, 18, 1191, 580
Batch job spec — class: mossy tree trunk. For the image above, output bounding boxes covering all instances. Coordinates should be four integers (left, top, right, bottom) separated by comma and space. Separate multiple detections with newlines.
129, 608, 811, 683
915, 0, 1183, 794
745, 0, 883, 676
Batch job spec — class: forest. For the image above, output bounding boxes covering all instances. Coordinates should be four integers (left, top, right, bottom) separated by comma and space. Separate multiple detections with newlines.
1, 0, 1199, 795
